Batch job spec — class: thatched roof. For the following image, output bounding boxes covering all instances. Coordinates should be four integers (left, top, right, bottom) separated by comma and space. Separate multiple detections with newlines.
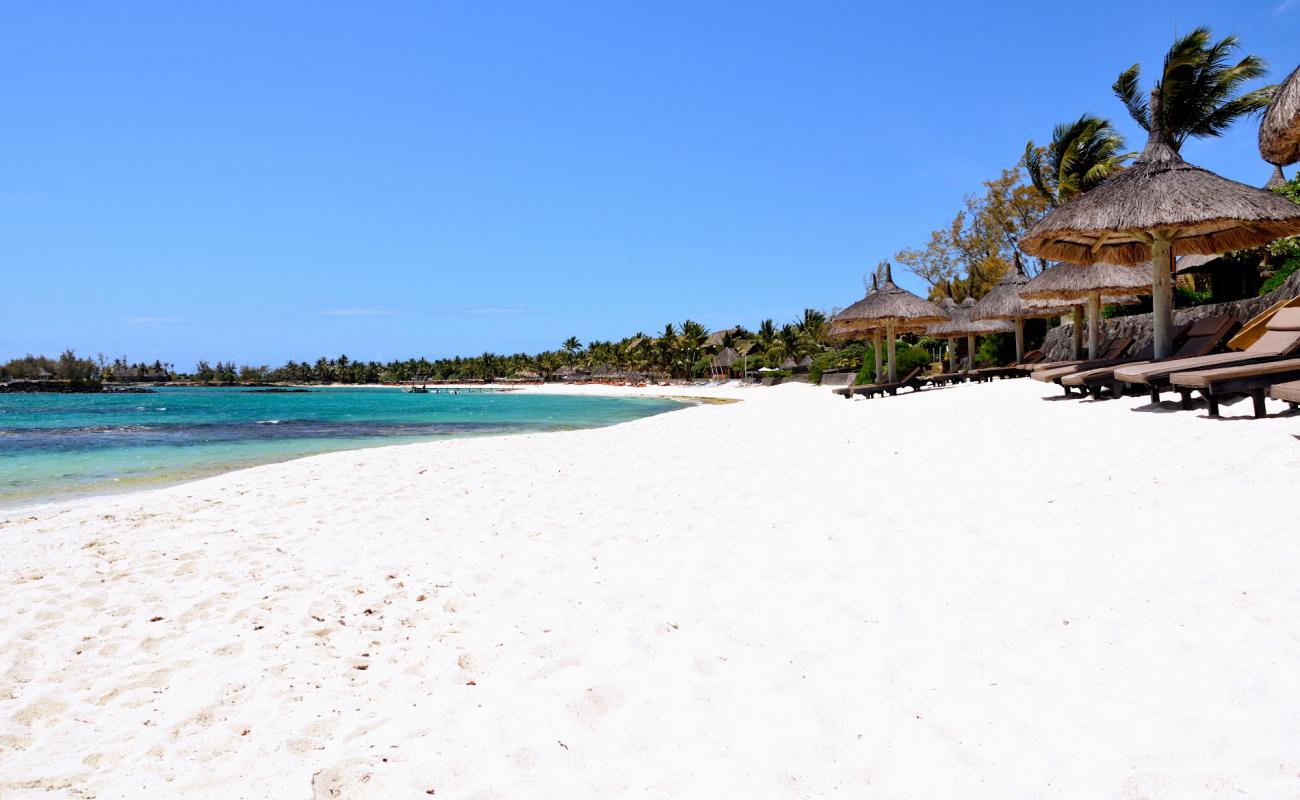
834, 264, 947, 326
927, 296, 1013, 337
1020, 261, 1153, 302
970, 252, 1066, 321
1021, 89, 1300, 265
703, 328, 738, 349
1260, 65, 1300, 167
796, 355, 813, 367
780, 357, 797, 369
1175, 253, 1217, 275
712, 347, 739, 368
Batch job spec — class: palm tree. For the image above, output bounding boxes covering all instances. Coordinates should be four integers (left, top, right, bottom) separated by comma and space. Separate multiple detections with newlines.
655, 324, 677, 378
1024, 116, 1132, 359
795, 308, 829, 347
677, 319, 708, 377
756, 319, 777, 358
768, 324, 812, 365
1112, 26, 1270, 153
1024, 115, 1131, 208
561, 336, 582, 365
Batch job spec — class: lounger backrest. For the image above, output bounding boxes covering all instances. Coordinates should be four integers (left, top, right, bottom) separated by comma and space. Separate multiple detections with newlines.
1175, 316, 1236, 357
1248, 308, 1300, 355
1102, 334, 1134, 359
897, 367, 922, 385
1132, 324, 1191, 360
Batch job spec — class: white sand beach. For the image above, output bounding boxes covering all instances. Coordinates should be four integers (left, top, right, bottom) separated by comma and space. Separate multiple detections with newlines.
2, 381, 1299, 799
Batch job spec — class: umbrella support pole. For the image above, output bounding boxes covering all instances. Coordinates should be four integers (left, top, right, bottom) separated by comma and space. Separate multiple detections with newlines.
873, 331, 883, 384
886, 320, 897, 384
1086, 293, 1102, 359
1151, 235, 1174, 359
1072, 306, 1084, 359
966, 333, 976, 371
1014, 317, 1024, 362
948, 337, 957, 373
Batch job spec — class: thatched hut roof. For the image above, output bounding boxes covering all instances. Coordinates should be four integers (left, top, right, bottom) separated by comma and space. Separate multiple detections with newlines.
835, 264, 947, 326
780, 357, 798, 369
712, 347, 739, 368
796, 355, 813, 367
703, 328, 738, 349
970, 252, 1066, 321
1260, 65, 1300, 167
1019, 262, 1153, 302
1021, 90, 1300, 264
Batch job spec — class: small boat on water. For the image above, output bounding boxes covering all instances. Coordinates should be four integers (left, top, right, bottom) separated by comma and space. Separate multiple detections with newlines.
403, 376, 430, 394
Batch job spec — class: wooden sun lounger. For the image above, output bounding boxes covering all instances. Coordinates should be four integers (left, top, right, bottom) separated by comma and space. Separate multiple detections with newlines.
1269, 380, 1300, 405
852, 367, 924, 399
1225, 296, 1300, 352
1061, 316, 1236, 399
1036, 324, 1191, 396
1029, 335, 1134, 375
967, 350, 1048, 382
1170, 357, 1300, 417
1113, 308, 1300, 403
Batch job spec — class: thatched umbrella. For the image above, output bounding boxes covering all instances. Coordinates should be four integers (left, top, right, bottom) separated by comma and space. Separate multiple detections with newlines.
1260, 65, 1300, 167
970, 252, 1082, 360
831, 274, 887, 382
928, 295, 1012, 371
1021, 88, 1300, 358
1019, 262, 1152, 358
836, 264, 947, 382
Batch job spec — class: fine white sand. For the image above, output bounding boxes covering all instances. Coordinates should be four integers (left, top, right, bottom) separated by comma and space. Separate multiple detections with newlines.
2, 380, 1298, 799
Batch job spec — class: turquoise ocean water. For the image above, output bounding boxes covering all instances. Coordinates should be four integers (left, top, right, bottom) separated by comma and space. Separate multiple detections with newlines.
0, 387, 683, 507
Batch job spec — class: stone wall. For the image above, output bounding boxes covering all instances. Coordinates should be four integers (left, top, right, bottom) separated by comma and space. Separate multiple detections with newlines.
1039, 269, 1300, 360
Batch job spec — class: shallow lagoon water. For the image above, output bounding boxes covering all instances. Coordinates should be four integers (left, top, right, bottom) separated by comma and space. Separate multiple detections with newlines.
0, 387, 683, 506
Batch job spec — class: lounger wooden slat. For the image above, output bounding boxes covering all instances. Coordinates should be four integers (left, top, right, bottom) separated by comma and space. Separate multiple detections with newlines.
1270, 380, 1300, 404
1169, 357, 1300, 417
852, 367, 924, 399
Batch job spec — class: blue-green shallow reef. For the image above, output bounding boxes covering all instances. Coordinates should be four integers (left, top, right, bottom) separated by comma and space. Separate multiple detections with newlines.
0, 387, 684, 507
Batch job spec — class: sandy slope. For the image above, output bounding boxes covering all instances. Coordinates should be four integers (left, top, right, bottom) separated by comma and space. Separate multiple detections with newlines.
1, 380, 1298, 799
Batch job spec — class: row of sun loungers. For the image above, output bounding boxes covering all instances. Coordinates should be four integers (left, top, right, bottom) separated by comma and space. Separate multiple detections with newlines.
830, 306, 1300, 418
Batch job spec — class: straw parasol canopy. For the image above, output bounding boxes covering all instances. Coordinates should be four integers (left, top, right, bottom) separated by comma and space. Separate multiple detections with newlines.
1021, 262, 1152, 358
1020, 88, 1300, 357
970, 252, 1073, 360
1260, 65, 1300, 167
836, 264, 947, 382
928, 296, 1012, 372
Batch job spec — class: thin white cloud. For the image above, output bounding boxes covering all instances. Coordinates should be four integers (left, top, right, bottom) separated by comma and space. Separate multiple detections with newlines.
1277, 0, 1297, 13
460, 306, 533, 316
321, 308, 402, 317
119, 315, 188, 324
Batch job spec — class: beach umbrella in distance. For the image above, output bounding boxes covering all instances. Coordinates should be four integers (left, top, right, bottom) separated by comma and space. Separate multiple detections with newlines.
1019, 262, 1152, 358
1020, 88, 1300, 357
971, 252, 1081, 361
928, 295, 1013, 371
1260, 65, 1300, 167
837, 263, 947, 382
831, 273, 887, 383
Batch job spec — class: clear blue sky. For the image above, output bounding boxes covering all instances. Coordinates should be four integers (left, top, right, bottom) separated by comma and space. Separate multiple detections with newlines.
2, 1, 1296, 367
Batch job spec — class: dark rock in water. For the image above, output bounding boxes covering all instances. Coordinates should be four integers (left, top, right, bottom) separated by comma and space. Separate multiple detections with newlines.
105, 387, 157, 394
242, 388, 311, 394
1, 380, 106, 394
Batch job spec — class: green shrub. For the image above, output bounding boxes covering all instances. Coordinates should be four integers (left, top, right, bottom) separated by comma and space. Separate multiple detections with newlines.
810, 344, 867, 384
1259, 256, 1300, 297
